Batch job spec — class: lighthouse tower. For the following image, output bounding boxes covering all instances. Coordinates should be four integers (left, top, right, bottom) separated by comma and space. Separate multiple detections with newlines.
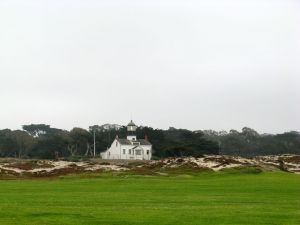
127, 120, 137, 141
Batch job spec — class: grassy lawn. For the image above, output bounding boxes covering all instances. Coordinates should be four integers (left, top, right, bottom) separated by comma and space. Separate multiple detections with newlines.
0, 172, 299, 225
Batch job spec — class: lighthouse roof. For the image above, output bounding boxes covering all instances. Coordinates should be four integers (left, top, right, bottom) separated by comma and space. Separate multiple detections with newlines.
127, 120, 136, 126
117, 138, 151, 146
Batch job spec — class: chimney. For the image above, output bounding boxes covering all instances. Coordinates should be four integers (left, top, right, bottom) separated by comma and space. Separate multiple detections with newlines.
145, 134, 148, 141
116, 135, 119, 139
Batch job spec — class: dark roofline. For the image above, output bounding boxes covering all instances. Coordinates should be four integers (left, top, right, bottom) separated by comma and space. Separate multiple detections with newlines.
116, 138, 151, 146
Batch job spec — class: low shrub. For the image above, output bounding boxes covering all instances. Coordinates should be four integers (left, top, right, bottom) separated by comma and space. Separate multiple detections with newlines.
220, 166, 263, 174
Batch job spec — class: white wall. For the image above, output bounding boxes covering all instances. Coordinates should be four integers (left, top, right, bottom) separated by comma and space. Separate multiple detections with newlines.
101, 139, 152, 160
127, 135, 137, 141
120, 145, 152, 160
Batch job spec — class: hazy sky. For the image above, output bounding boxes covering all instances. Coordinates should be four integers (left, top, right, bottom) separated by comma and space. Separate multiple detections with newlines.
0, 0, 299, 133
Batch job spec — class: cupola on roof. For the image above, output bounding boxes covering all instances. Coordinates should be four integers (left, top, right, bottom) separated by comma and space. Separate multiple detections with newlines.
127, 120, 136, 126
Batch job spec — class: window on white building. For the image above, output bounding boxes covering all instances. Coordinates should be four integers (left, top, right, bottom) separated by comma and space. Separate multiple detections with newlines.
129, 149, 131, 154
147, 150, 150, 155
135, 150, 142, 155
123, 149, 126, 154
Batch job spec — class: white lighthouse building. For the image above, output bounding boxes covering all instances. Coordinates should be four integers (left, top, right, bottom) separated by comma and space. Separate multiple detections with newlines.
100, 121, 152, 160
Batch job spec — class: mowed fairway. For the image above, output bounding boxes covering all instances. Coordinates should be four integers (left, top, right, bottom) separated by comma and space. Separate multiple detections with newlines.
0, 172, 299, 225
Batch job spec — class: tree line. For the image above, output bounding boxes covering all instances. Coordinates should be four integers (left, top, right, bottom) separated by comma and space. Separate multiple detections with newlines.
0, 124, 299, 159
202, 127, 300, 156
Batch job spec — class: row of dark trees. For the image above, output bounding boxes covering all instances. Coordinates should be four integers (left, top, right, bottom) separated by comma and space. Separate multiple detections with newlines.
0, 124, 299, 159
0, 124, 219, 159
202, 127, 300, 156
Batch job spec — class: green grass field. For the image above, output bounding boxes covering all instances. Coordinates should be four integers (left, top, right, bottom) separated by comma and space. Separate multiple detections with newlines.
0, 172, 299, 225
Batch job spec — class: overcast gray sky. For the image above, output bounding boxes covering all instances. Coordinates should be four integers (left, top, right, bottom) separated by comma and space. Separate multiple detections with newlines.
0, 0, 299, 133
